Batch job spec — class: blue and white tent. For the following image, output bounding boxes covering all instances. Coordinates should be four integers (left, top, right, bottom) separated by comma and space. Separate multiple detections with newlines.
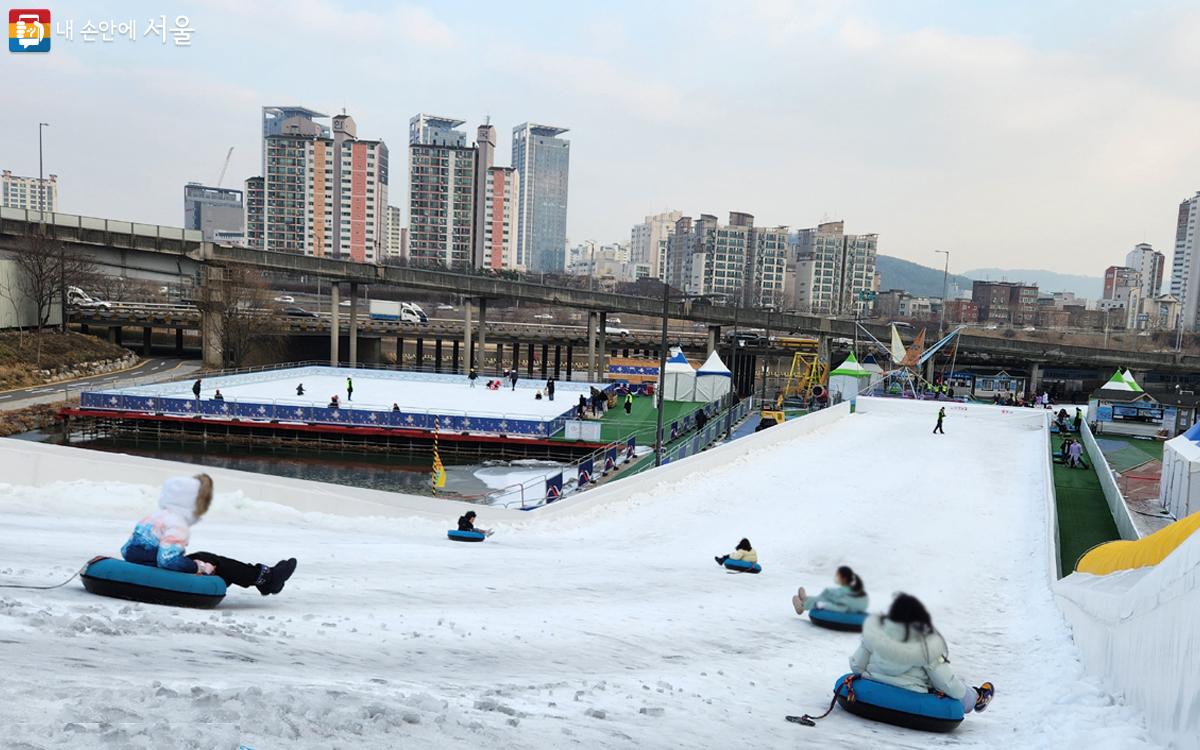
694, 350, 732, 402
663, 348, 698, 401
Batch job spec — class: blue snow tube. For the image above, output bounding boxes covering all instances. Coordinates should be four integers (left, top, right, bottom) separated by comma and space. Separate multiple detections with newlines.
723, 558, 762, 574
448, 529, 486, 542
80, 556, 226, 609
808, 609, 868, 632
834, 673, 964, 733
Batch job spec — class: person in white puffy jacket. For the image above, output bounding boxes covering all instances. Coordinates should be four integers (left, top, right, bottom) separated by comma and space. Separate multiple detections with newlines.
849, 593, 994, 714
121, 474, 297, 596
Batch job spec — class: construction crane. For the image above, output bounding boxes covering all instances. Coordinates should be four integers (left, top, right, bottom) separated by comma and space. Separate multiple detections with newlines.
216, 146, 234, 188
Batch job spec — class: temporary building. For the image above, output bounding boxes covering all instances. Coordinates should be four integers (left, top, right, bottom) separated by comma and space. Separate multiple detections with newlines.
828, 352, 872, 402
1088, 372, 1163, 438
694, 350, 732, 402
1161, 423, 1200, 520
662, 348, 697, 401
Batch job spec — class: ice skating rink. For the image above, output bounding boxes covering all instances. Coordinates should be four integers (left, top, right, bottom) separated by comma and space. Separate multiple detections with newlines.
107, 366, 593, 420
0, 404, 1156, 748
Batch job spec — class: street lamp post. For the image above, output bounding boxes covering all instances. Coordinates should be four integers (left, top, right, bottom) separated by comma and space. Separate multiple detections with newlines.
935, 250, 950, 341
654, 281, 671, 467
38, 123, 64, 333
759, 306, 774, 405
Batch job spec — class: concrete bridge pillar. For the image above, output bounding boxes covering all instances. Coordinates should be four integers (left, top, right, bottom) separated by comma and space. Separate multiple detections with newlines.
707, 325, 720, 356
451, 339, 460, 373
462, 300, 473, 371
1029, 362, 1042, 395
396, 337, 404, 368
566, 343, 574, 381
597, 312, 608, 383
587, 312, 597, 381
415, 338, 424, 370
175, 328, 184, 356
554, 345, 562, 380
527, 341, 535, 377
329, 282, 340, 366
540, 343, 548, 378
142, 327, 153, 357
434, 338, 443, 373
199, 265, 223, 368
511, 341, 519, 373
348, 282, 359, 368
478, 299, 489, 372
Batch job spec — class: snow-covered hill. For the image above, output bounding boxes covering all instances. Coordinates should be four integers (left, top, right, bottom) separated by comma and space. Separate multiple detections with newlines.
0, 403, 1155, 748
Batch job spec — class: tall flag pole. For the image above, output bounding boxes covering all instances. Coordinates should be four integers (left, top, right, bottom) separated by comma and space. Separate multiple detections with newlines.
432, 417, 446, 492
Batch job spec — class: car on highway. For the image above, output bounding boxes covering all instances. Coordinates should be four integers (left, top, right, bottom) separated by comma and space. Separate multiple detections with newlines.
533, 313, 553, 320
436, 303, 455, 311
339, 299, 352, 307
67, 286, 112, 309
273, 295, 296, 303
281, 306, 318, 318
605, 325, 631, 336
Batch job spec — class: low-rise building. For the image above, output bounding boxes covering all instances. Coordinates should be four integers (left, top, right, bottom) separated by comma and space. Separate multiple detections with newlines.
972, 280, 1038, 325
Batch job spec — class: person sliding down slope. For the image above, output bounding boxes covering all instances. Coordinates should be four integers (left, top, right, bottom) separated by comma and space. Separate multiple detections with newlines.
793, 565, 869, 615
121, 474, 297, 596
849, 593, 994, 715
715, 538, 757, 566
458, 511, 494, 537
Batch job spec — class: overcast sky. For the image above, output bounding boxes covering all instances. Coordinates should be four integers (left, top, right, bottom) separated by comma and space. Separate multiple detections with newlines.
4, 0, 1199, 275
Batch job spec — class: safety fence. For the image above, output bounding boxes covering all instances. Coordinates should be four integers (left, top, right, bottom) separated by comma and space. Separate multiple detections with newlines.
490, 396, 756, 510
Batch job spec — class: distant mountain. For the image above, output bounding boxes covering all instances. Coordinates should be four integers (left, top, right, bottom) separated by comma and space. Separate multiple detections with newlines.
962, 268, 1103, 299
876, 255, 974, 298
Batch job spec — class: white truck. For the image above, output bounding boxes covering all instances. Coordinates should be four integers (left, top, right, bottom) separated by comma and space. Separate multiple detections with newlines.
369, 300, 427, 324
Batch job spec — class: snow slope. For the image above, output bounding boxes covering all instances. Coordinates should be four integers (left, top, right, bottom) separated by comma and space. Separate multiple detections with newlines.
0, 405, 1156, 748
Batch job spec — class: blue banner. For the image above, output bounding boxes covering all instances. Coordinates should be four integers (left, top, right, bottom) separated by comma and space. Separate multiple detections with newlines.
604, 446, 618, 472
578, 458, 594, 488
625, 436, 636, 460
545, 472, 563, 503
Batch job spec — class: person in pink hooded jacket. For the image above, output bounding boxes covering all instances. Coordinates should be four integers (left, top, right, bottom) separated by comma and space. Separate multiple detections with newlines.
121, 474, 296, 595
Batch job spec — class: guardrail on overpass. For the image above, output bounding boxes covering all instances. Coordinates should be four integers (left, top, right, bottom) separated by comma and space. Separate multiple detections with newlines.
5, 208, 1197, 373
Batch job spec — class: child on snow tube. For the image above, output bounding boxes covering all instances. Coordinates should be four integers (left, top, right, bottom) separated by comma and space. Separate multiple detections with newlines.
715, 538, 758, 567
457, 511, 493, 537
848, 593, 994, 717
793, 565, 869, 615
121, 474, 297, 596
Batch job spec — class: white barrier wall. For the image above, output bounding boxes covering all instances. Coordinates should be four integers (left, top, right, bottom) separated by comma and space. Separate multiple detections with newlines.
0, 439, 492, 521
1054, 532, 1200, 748
0, 402, 855, 525
533, 402, 854, 519
1078, 420, 1141, 541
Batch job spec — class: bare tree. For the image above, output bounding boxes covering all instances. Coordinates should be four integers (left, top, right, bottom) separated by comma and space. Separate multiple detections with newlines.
198, 264, 285, 368
13, 230, 95, 330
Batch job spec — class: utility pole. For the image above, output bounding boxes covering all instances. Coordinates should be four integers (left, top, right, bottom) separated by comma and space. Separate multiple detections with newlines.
759, 306, 773, 405
654, 280, 670, 467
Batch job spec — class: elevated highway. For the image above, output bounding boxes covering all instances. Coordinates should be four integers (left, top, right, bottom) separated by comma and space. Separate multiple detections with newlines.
4, 207, 1198, 376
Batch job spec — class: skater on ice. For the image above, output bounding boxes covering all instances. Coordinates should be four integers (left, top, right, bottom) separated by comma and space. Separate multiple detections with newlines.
328, 394, 340, 409
933, 407, 945, 434
793, 565, 869, 615
191, 378, 202, 400
535, 389, 544, 400
714, 538, 757, 567
848, 593, 994, 716
121, 474, 297, 596
510, 370, 519, 391
212, 390, 224, 402
346, 376, 354, 401
457, 511, 493, 537
546, 377, 555, 401
468, 368, 478, 387
296, 383, 305, 396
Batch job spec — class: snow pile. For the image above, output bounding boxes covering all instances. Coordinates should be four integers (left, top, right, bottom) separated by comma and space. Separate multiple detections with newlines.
1054, 529, 1200, 748
0, 403, 1157, 748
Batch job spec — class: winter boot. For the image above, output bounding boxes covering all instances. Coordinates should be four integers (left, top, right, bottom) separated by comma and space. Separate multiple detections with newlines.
256, 558, 297, 596
973, 682, 995, 712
